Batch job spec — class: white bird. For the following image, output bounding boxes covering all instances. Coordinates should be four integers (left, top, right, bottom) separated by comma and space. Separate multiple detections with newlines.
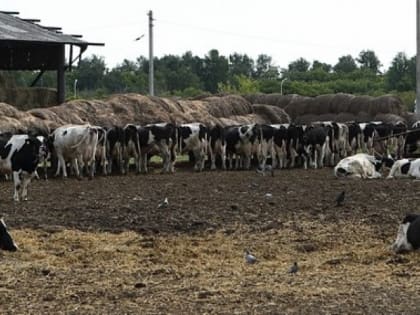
157, 197, 169, 209
244, 249, 257, 264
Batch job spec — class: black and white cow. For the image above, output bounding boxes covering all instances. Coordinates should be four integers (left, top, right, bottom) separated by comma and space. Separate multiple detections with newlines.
178, 123, 208, 172
208, 124, 226, 170
0, 134, 44, 201
0, 218, 18, 251
225, 124, 262, 170
138, 123, 177, 173
51, 124, 99, 179
258, 124, 275, 169
392, 214, 420, 253
334, 153, 394, 179
387, 158, 420, 179
359, 122, 378, 154
301, 126, 329, 169
106, 125, 125, 174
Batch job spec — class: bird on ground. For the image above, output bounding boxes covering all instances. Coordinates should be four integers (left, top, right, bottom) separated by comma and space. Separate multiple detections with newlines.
244, 249, 257, 264
256, 165, 274, 177
288, 262, 298, 274
157, 197, 169, 209
335, 191, 345, 207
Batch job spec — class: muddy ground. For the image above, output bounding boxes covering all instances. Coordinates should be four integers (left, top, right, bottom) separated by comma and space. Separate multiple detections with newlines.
1, 166, 420, 314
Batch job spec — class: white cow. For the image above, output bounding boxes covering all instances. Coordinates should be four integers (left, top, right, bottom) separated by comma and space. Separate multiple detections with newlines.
334, 153, 390, 179
52, 124, 99, 179
387, 158, 420, 179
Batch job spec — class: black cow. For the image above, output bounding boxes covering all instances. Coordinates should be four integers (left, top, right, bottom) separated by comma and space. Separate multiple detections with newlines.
139, 123, 177, 173
347, 122, 362, 155
271, 124, 289, 169
106, 126, 125, 174
123, 124, 141, 173
0, 218, 17, 251
208, 125, 226, 170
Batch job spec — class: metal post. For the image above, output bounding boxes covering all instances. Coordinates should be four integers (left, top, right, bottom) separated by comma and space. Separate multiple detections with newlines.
148, 10, 154, 96
417, 0, 420, 114
280, 78, 288, 95
73, 79, 78, 98
57, 44, 65, 104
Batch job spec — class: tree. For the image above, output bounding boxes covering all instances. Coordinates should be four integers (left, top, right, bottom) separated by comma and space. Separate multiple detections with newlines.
385, 52, 414, 91
357, 50, 382, 74
333, 55, 358, 73
254, 54, 279, 79
73, 55, 106, 91
228, 53, 254, 78
311, 60, 332, 72
202, 49, 229, 93
288, 58, 310, 72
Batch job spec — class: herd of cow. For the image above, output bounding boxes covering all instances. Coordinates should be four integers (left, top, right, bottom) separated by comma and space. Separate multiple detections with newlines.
0, 119, 420, 255
1, 120, 420, 202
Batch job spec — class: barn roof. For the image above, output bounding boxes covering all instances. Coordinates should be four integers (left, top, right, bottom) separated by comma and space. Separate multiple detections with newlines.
0, 11, 103, 47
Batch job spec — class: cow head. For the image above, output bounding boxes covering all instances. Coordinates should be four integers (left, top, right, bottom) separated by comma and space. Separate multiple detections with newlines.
392, 214, 420, 253
0, 218, 18, 252
372, 155, 395, 172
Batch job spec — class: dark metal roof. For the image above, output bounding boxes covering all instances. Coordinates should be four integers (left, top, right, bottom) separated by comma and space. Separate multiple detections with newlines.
0, 11, 103, 46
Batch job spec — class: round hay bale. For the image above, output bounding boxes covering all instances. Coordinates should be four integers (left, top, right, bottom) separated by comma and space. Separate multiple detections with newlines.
252, 104, 290, 124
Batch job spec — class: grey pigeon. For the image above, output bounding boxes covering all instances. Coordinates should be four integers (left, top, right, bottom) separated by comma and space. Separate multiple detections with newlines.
335, 191, 345, 207
288, 262, 298, 274
256, 165, 274, 177
244, 249, 257, 264
157, 197, 169, 209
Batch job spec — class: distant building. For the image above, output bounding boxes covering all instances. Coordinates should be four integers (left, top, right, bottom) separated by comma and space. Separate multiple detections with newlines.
0, 10, 103, 108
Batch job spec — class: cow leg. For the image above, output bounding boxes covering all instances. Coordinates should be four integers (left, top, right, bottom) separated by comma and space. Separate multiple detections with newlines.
209, 145, 216, 170
21, 172, 34, 201
12, 171, 22, 201
72, 158, 81, 179
220, 144, 226, 170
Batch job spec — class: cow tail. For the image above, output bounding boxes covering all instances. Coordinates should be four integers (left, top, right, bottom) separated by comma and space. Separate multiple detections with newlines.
70, 126, 91, 149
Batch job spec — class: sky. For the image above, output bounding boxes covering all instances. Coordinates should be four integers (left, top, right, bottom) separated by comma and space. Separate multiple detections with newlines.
2, 0, 416, 71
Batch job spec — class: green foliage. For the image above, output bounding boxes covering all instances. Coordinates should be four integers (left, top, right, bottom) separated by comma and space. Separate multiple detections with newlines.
333, 55, 358, 73
3, 49, 417, 105
218, 75, 259, 94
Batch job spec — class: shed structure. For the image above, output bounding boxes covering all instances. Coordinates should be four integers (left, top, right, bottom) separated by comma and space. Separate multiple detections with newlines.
0, 10, 104, 104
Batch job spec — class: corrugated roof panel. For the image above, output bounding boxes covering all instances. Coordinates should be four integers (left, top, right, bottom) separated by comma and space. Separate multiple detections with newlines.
0, 11, 103, 46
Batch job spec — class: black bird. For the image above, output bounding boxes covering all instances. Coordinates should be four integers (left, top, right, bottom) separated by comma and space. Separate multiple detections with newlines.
335, 191, 345, 207
288, 262, 298, 274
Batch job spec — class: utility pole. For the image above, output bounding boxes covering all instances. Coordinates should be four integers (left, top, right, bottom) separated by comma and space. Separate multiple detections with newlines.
148, 10, 154, 96
417, 0, 420, 114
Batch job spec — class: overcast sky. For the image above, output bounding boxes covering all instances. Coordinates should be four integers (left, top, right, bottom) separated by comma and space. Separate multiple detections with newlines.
2, 1, 416, 71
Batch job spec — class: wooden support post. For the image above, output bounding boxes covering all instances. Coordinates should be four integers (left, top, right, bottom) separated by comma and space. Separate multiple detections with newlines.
57, 44, 65, 104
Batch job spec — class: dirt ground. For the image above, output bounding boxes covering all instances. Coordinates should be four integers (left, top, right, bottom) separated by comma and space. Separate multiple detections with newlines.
1, 165, 420, 314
